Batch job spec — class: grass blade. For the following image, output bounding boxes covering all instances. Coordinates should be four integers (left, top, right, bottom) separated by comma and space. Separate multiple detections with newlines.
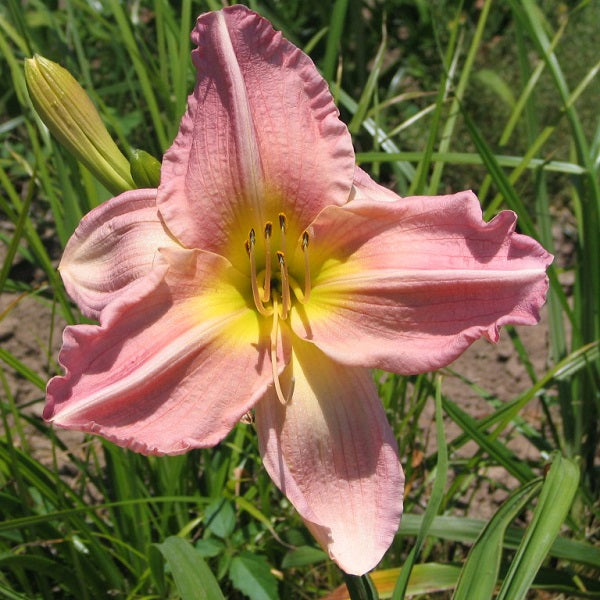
321, 0, 349, 84
348, 22, 386, 135
104, 0, 169, 150
427, 0, 492, 194
496, 454, 579, 600
398, 514, 600, 569
392, 376, 448, 598
452, 479, 542, 600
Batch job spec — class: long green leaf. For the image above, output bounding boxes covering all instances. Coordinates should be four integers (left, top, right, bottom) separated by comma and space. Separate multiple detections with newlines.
327, 564, 461, 600
348, 23, 386, 134
229, 552, 279, 600
393, 377, 448, 598
496, 454, 580, 600
0, 495, 205, 532
356, 151, 585, 174
333, 85, 415, 187
330, 564, 600, 599
104, 0, 169, 150
397, 514, 600, 568
321, 0, 349, 84
156, 536, 225, 600
0, 582, 32, 600
427, 0, 492, 194
0, 347, 46, 390
441, 395, 535, 483
453, 479, 542, 600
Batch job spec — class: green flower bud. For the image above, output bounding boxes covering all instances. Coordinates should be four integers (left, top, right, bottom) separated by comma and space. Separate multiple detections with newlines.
130, 149, 161, 188
24, 54, 135, 195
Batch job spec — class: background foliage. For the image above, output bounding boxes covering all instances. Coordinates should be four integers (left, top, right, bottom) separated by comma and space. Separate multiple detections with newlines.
1, 0, 599, 598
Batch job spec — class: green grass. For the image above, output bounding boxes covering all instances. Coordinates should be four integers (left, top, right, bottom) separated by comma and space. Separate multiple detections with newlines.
1, 1, 599, 598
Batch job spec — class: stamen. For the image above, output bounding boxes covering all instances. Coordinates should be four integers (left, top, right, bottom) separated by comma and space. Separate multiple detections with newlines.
301, 231, 311, 303
263, 221, 272, 302
270, 294, 293, 404
277, 251, 291, 320
240, 410, 254, 424
248, 229, 271, 317
278, 212, 287, 255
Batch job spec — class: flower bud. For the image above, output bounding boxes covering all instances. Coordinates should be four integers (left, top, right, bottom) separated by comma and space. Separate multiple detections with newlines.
130, 149, 161, 188
25, 54, 135, 195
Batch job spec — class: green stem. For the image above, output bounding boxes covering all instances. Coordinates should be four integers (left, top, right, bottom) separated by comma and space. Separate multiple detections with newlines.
343, 573, 379, 600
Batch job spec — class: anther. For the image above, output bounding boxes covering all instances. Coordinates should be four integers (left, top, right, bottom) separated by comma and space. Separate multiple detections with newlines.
278, 212, 287, 255
247, 229, 271, 317
277, 251, 291, 320
263, 221, 272, 302
301, 231, 311, 303
240, 410, 254, 424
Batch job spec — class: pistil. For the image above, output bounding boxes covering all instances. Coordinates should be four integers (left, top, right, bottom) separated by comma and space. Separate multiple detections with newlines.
270, 293, 294, 404
263, 221, 272, 302
247, 228, 271, 317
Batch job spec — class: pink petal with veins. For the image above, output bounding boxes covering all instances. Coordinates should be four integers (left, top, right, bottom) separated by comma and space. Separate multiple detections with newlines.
158, 5, 355, 268
352, 166, 401, 203
59, 188, 179, 320
293, 190, 552, 374
46, 248, 281, 455
255, 334, 403, 575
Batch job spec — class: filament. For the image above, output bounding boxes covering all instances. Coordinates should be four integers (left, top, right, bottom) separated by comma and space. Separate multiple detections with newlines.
246, 217, 308, 322
263, 221, 272, 302
270, 294, 294, 404
277, 251, 291, 320
247, 229, 271, 316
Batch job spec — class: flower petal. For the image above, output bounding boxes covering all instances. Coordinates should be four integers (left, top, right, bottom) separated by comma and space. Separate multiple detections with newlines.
255, 334, 403, 575
352, 166, 401, 203
46, 248, 276, 455
292, 191, 552, 374
60, 188, 180, 319
158, 5, 355, 267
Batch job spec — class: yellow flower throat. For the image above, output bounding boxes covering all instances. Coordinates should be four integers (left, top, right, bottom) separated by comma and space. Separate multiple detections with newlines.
244, 212, 312, 404
244, 212, 311, 320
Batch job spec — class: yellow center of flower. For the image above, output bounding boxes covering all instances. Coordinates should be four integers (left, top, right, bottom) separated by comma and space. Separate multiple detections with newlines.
244, 212, 312, 404
244, 212, 311, 320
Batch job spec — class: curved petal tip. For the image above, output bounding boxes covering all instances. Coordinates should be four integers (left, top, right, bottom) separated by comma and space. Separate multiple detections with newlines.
255, 338, 404, 574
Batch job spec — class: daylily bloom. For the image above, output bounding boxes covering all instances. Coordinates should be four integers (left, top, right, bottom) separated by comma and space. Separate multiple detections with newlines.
44, 5, 552, 575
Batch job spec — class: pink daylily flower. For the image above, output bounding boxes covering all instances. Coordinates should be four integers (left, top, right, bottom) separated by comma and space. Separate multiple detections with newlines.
45, 5, 552, 575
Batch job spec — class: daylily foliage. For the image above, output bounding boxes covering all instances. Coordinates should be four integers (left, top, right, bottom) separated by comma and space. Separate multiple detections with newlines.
45, 5, 552, 575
